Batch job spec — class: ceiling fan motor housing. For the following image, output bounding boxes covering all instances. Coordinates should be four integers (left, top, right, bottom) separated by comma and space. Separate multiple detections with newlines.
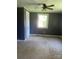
42, 4, 47, 9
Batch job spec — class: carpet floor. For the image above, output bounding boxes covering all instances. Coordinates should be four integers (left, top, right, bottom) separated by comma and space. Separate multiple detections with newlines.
17, 36, 62, 59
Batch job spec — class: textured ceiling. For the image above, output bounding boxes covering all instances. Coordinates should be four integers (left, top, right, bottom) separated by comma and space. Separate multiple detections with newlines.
17, 0, 62, 13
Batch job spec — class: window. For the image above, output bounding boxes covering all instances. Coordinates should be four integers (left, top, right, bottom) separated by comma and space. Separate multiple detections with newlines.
37, 14, 49, 28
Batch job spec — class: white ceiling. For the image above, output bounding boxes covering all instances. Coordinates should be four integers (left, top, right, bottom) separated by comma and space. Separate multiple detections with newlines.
17, 0, 62, 13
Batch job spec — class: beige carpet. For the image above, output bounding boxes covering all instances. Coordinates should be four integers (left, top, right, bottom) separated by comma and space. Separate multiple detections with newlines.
17, 37, 62, 59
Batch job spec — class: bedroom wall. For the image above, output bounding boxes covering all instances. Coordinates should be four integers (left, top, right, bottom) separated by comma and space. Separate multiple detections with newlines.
17, 7, 30, 40
30, 12, 62, 35
24, 9, 30, 39
17, 7, 25, 40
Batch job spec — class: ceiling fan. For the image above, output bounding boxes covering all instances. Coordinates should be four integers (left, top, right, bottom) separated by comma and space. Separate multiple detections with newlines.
25, 3, 54, 10
42, 4, 54, 10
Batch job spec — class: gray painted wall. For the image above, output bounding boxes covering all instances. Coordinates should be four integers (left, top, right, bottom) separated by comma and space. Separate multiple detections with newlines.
30, 13, 62, 35
17, 7, 30, 40
17, 7, 25, 40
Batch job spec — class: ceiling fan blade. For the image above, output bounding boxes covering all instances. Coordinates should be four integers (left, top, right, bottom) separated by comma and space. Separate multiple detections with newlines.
46, 8, 53, 10
47, 5, 54, 7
